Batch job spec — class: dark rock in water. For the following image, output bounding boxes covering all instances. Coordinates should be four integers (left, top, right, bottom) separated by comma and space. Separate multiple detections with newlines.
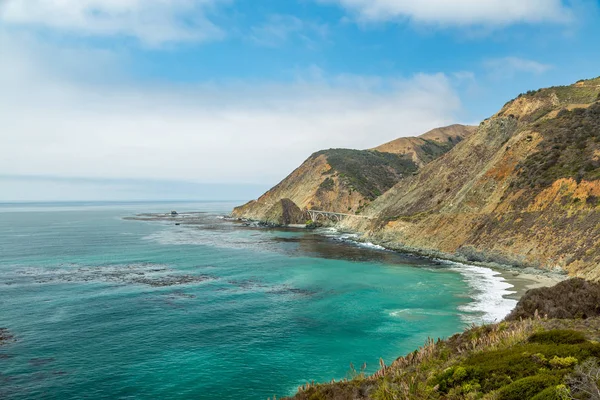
0, 328, 14, 346
505, 278, 600, 321
130, 274, 212, 287
305, 221, 323, 229
175, 223, 181, 226
15, 263, 213, 288
264, 198, 307, 226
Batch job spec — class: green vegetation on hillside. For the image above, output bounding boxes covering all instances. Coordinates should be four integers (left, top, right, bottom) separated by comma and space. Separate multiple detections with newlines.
513, 102, 600, 189
415, 139, 459, 165
314, 149, 418, 200
285, 279, 600, 400
518, 77, 600, 106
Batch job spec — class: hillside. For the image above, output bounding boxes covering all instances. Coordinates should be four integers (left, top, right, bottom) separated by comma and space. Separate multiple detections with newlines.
284, 279, 600, 400
232, 77, 600, 278
352, 77, 600, 280
374, 125, 477, 167
232, 125, 474, 222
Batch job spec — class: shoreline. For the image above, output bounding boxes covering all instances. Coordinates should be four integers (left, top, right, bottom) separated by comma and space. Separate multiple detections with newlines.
232, 217, 567, 298
130, 212, 565, 320
313, 226, 565, 323
327, 229, 567, 298
264, 220, 567, 311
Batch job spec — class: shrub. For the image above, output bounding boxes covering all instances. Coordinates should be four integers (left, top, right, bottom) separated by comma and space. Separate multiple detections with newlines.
566, 358, 600, 399
549, 356, 578, 369
496, 375, 561, 400
311, 149, 419, 199
318, 177, 335, 192
512, 103, 600, 191
433, 366, 481, 393
530, 385, 570, 400
529, 330, 587, 345
505, 278, 600, 321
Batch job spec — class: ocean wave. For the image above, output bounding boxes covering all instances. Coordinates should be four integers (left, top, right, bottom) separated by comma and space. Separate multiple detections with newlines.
319, 229, 388, 251
445, 261, 517, 325
356, 241, 386, 250
388, 308, 454, 320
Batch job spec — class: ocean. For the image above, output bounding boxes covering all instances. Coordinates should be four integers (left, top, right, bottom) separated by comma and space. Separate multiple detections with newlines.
0, 201, 516, 399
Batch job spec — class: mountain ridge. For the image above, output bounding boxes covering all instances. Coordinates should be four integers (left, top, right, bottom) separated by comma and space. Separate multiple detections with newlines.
233, 76, 600, 279
231, 124, 474, 222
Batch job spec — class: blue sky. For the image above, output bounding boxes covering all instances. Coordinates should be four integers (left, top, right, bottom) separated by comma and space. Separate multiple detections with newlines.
1, 0, 599, 201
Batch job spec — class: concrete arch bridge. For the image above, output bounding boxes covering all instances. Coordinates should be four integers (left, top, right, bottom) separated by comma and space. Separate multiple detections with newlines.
306, 210, 371, 223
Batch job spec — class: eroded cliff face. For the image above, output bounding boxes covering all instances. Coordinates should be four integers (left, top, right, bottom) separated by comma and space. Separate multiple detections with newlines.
232, 125, 474, 222
354, 78, 600, 279
233, 77, 600, 278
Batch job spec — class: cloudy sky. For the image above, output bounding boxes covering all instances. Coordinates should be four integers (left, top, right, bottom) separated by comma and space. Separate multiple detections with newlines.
1, 0, 599, 201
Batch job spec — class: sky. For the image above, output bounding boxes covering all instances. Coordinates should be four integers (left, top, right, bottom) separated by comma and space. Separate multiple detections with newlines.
1, 0, 599, 201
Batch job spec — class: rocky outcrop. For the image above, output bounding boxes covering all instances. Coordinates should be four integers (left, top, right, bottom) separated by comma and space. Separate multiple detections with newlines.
506, 278, 600, 320
0, 328, 14, 346
263, 198, 307, 226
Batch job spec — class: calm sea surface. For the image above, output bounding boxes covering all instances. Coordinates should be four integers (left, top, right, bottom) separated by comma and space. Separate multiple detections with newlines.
0, 201, 516, 399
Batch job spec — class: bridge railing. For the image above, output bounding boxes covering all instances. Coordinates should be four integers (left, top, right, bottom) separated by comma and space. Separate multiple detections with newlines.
306, 209, 371, 222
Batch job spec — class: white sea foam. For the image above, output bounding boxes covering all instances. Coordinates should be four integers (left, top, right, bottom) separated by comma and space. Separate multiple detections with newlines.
356, 241, 386, 250
320, 229, 389, 251
389, 308, 454, 319
445, 261, 517, 325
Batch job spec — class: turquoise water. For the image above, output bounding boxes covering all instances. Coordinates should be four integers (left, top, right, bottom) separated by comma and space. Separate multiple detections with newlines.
0, 202, 515, 399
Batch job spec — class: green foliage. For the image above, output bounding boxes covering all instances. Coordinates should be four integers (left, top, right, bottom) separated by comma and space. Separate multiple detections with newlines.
549, 356, 578, 369
415, 139, 456, 164
434, 366, 481, 393
529, 330, 587, 345
372, 380, 397, 400
318, 177, 335, 192
312, 149, 418, 200
513, 103, 600, 190
530, 385, 570, 400
552, 85, 600, 105
496, 375, 561, 400
432, 330, 600, 397
519, 82, 600, 106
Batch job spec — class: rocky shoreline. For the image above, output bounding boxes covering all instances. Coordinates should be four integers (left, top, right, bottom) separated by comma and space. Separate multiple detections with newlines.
354, 234, 566, 295
231, 215, 566, 297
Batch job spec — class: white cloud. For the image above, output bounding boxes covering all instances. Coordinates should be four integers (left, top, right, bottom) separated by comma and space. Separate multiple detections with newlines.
250, 14, 329, 48
484, 56, 553, 78
323, 0, 573, 26
0, 0, 226, 45
0, 31, 462, 188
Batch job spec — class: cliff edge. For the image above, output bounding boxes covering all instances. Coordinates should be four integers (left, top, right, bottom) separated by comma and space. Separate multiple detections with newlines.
232, 125, 474, 222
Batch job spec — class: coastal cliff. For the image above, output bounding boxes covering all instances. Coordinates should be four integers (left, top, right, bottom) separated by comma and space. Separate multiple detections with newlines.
232, 125, 473, 222
356, 77, 600, 280
234, 77, 600, 280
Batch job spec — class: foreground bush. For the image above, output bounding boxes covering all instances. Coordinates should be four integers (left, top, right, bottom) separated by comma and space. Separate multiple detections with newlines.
505, 278, 600, 321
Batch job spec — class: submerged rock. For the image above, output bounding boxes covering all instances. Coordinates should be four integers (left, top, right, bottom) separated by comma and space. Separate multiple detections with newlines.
0, 328, 14, 346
